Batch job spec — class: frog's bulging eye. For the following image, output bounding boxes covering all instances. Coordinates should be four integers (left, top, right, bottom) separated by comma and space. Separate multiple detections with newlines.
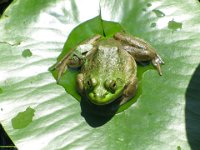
85, 77, 97, 90
105, 78, 124, 93
105, 80, 117, 93
87, 80, 92, 88
110, 81, 117, 92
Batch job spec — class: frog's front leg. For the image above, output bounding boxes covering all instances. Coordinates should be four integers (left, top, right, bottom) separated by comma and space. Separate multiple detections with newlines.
120, 76, 138, 105
114, 32, 164, 75
54, 34, 102, 81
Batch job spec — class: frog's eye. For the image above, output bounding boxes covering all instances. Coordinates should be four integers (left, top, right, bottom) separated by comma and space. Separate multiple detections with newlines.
105, 80, 117, 93
85, 77, 97, 90
105, 78, 124, 93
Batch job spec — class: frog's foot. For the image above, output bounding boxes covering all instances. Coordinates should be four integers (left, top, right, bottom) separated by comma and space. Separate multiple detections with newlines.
152, 54, 164, 76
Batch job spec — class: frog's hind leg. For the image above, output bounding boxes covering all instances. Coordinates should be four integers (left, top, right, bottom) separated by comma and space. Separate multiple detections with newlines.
54, 54, 70, 81
53, 34, 102, 81
54, 51, 84, 81
114, 32, 164, 75
85, 34, 102, 44
123, 45, 164, 75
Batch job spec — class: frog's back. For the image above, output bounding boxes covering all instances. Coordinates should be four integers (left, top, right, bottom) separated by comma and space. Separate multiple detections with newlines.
82, 38, 137, 82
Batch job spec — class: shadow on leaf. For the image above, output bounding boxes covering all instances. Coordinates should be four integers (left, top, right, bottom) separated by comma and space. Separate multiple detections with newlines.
80, 97, 120, 127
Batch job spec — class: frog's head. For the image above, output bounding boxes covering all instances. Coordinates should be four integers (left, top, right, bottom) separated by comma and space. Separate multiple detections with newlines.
83, 76, 125, 105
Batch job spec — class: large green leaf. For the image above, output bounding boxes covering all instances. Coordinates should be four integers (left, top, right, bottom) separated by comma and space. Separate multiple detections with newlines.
0, 0, 200, 149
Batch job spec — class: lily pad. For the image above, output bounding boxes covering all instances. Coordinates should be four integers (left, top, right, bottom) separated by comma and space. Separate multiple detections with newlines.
0, 0, 200, 149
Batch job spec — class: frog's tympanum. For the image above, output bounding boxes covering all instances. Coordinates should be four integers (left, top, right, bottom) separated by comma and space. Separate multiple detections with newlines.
55, 32, 164, 105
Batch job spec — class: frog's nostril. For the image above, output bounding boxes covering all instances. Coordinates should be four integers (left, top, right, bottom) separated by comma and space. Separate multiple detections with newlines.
93, 92, 100, 98
93, 92, 107, 99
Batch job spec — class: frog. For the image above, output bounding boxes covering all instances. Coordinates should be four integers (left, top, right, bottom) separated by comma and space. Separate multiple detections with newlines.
54, 32, 164, 105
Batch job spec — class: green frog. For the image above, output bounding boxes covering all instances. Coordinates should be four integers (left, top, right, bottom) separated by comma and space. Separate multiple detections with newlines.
54, 32, 164, 105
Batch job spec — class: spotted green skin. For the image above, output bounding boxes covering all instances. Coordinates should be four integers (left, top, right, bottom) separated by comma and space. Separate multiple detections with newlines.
80, 39, 137, 105
55, 32, 163, 105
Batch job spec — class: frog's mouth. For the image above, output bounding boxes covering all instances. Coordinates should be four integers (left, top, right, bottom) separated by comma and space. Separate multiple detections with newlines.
86, 88, 124, 105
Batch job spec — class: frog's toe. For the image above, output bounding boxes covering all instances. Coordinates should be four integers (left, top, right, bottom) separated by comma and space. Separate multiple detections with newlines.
152, 54, 164, 75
